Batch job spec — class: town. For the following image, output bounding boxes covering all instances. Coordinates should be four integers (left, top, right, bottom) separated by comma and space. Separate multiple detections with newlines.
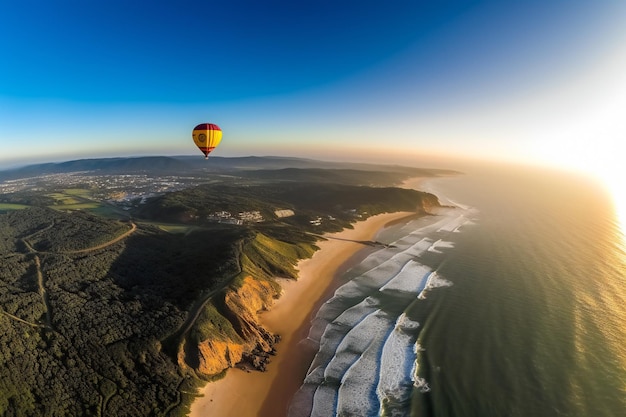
0, 171, 200, 198
1, 172, 301, 226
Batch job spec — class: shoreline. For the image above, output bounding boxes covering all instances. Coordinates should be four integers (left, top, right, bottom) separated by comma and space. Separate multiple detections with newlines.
188, 210, 416, 417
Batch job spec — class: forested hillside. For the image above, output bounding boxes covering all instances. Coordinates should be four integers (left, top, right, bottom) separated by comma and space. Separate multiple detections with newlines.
0, 208, 249, 415
136, 182, 439, 232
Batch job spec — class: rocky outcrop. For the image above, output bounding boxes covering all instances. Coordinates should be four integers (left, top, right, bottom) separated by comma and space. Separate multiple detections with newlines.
182, 276, 282, 378
194, 339, 246, 375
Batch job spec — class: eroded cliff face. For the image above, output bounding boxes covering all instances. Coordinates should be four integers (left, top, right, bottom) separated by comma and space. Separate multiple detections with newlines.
181, 276, 281, 378
222, 277, 278, 352
194, 339, 246, 376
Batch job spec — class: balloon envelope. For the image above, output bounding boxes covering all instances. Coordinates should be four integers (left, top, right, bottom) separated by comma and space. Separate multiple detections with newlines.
192, 123, 222, 159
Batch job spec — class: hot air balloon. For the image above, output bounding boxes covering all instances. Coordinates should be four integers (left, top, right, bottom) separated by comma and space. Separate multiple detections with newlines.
192, 123, 222, 159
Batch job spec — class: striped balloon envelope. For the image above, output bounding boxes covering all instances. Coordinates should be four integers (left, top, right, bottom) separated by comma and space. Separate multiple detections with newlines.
192, 123, 222, 159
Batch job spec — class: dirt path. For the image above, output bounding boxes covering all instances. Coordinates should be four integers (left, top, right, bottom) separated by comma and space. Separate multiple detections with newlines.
61, 222, 137, 254
0, 308, 43, 328
34, 255, 53, 329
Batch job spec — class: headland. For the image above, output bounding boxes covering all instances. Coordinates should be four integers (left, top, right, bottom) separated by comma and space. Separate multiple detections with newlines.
189, 211, 416, 417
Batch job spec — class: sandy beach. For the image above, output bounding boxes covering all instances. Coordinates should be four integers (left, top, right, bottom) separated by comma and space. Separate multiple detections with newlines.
188, 210, 415, 417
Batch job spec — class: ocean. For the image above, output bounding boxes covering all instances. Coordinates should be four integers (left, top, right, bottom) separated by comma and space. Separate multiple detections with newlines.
288, 163, 626, 417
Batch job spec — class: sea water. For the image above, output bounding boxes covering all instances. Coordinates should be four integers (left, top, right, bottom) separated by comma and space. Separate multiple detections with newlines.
289, 163, 626, 417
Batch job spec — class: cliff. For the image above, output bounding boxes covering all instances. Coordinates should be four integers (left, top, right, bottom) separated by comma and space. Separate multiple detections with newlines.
175, 191, 442, 381
179, 276, 280, 376
178, 231, 311, 379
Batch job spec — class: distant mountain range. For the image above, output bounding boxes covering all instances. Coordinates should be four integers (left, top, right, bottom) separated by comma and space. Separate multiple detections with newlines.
0, 155, 460, 181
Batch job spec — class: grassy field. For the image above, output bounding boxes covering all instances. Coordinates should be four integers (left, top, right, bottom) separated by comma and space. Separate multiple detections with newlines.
156, 224, 195, 234
0, 203, 30, 211
46, 189, 106, 212
50, 202, 102, 210
0, 187, 128, 219
136, 221, 199, 234
47, 193, 81, 205
63, 188, 92, 197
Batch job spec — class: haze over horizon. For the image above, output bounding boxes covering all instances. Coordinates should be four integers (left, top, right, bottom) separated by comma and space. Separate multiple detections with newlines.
2, 1, 625, 178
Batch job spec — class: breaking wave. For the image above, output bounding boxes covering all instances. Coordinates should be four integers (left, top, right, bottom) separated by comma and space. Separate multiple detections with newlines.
289, 204, 475, 417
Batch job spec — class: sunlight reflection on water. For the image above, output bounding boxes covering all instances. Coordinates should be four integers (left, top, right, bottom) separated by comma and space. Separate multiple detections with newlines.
605, 176, 626, 250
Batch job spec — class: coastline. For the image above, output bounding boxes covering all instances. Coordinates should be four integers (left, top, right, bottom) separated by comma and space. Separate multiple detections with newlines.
188, 210, 416, 417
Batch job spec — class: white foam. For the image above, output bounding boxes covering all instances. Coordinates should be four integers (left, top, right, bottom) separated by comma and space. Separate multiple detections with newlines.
352, 247, 399, 273
354, 211, 462, 274
354, 257, 407, 288
333, 297, 379, 327
324, 310, 390, 382
407, 213, 462, 236
377, 314, 420, 413
336, 310, 394, 416
426, 271, 453, 289
333, 280, 369, 299
337, 350, 381, 415
437, 214, 469, 233
380, 260, 432, 295
418, 271, 454, 299
349, 241, 437, 292
316, 299, 349, 322
306, 317, 329, 344
324, 349, 360, 383
395, 313, 420, 331
403, 237, 435, 257
309, 324, 352, 373
427, 239, 455, 253
414, 377, 431, 393
310, 384, 338, 417
303, 366, 326, 385
389, 235, 430, 251
307, 299, 381, 373
411, 343, 431, 393
294, 198, 473, 415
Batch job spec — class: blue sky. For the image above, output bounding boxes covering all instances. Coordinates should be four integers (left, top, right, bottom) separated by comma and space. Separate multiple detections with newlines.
1, 0, 625, 173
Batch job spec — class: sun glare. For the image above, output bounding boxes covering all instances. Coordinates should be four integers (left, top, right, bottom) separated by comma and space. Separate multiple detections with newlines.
580, 148, 626, 244
529, 36, 626, 245
532, 136, 625, 244
599, 170, 626, 243
573, 140, 626, 246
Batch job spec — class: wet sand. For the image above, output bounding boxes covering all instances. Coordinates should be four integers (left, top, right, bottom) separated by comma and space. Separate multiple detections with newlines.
189, 211, 415, 417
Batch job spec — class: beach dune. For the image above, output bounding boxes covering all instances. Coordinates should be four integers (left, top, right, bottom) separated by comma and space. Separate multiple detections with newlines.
189, 211, 414, 417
